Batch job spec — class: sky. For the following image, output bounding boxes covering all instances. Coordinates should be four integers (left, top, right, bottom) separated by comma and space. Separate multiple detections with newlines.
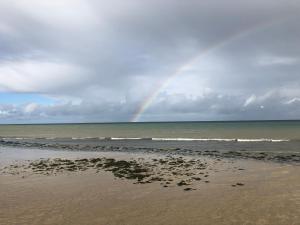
0, 0, 300, 123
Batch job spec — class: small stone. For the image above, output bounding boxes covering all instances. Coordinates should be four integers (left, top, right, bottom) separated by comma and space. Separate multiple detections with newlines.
184, 188, 193, 191
177, 180, 189, 186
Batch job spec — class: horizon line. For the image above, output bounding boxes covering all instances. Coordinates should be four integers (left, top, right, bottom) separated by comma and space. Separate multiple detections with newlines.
0, 119, 300, 126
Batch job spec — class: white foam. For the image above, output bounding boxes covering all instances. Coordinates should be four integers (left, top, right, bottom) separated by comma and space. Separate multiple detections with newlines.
2, 136, 290, 142
111, 137, 144, 140
237, 139, 289, 142
3, 137, 33, 140
141, 137, 289, 142
71, 137, 95, 140
151, 138, 236, 142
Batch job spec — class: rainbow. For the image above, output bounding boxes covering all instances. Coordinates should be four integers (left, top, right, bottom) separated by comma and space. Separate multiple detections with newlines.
131, 18, 288, 122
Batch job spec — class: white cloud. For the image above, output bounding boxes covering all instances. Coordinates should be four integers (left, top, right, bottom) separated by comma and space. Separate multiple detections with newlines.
285, 98, 300, 105
24, 103, 38, 114
0, 60, 87, 93
257, 55, 298, 66
0, 110, 9, 116
4, 0, 99, 29
243, 95, 256, 107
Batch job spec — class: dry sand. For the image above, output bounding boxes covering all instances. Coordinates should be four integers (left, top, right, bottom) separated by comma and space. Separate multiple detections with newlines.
0, 151, 300, 225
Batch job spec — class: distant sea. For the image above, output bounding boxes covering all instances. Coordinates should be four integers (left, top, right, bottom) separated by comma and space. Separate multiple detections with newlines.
0, 120, 300, 141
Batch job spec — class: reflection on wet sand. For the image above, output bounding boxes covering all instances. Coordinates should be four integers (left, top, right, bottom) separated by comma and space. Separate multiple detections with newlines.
0, 147, 300, 225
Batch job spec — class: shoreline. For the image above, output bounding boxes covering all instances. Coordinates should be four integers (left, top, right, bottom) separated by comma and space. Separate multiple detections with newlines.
1, 138, 300, 163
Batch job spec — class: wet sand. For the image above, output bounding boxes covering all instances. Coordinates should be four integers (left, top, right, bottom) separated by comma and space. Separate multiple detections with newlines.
0, 148, 300, 225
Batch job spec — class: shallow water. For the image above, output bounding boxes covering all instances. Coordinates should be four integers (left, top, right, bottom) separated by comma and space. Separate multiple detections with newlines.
0, 147, 86, 167
0, 147, 135, 167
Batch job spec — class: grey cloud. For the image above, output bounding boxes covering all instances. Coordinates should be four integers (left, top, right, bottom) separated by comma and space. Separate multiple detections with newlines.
1, 90, 299, 123
0, 0, 299, 122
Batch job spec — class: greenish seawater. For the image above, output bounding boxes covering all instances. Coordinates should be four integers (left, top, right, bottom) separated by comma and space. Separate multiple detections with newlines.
0, 121, 299, 140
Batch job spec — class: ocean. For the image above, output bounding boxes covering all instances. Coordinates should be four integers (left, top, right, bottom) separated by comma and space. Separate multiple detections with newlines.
0, 120, 300, 163
0, 120, 300, 140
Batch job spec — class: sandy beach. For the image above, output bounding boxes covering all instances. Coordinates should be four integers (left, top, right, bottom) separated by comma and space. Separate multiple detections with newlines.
0, 147, 299, 225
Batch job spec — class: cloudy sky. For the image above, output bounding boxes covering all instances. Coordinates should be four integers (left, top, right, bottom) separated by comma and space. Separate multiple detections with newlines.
0, 0, 300, 123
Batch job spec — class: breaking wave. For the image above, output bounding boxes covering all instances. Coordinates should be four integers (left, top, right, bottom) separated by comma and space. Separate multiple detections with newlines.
1, 137, 291, 142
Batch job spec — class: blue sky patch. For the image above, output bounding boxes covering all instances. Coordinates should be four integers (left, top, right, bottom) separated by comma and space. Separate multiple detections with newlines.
0, 93, 54, 105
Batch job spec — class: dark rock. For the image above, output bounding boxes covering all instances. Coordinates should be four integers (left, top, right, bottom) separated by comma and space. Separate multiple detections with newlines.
177, 180, 189, 186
